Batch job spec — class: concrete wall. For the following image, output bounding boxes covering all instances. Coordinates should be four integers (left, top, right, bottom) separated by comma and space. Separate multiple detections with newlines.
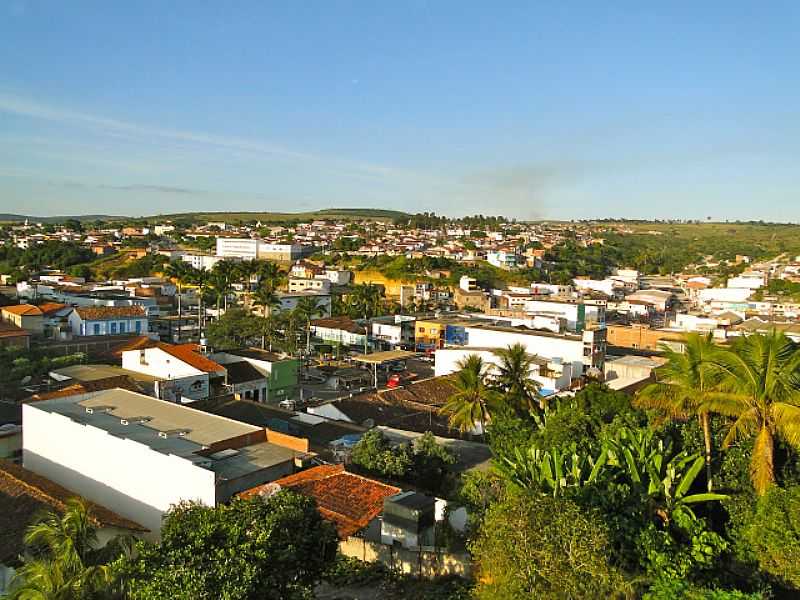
22, 403, 216, 538
464, 327, 585, 372
338, 537, 471, 578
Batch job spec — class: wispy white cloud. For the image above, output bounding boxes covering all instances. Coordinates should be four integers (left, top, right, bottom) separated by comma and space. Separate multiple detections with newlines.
0, 92, 420, 181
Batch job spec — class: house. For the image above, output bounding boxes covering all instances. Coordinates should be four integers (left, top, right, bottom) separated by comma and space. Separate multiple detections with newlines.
22, 388, 312, 537
311, 316, 368, 349
1, 304, 46, 335
241, 464, 401, 538
288, 277, 332, 294
209, 348, 300, 403
0, 321, 31, 349
275, 290, 332, 316
121, 343, 226, 402
434, 347, 575, 396
0, 459, 147, 595
68, 306, 148, 337
371, 315, 416, 349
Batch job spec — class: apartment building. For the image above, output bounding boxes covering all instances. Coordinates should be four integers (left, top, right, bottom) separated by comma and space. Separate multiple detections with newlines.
22, 388, 310, 537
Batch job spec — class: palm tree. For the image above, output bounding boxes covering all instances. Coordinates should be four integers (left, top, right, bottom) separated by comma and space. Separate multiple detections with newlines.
8, 497, 130, 599
211, 260, 238, 311
254, 260, 284, 293
440, 354, 499, 439
165, 261, 191, 342
635, 332, 724, 491
293, 296, 325, 356
492, 343, 542, 415
252, 285, 282, 351
709, 331, 800, 496
185, 266, 209, 341
349, 283, 383, 319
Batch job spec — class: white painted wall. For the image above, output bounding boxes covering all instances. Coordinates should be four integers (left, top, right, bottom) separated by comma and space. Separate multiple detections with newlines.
122, 347, 204, 379
22, 403, 216, 538
434, 348, 573, 392
463, 327, 586, 372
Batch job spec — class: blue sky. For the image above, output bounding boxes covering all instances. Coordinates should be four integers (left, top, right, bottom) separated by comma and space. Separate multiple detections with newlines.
1, 1, 798, 220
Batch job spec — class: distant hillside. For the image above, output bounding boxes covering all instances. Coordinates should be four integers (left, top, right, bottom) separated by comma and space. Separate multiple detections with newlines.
0, 208, 409, 225
0, 214, 120, 223
151, 208, 410, 223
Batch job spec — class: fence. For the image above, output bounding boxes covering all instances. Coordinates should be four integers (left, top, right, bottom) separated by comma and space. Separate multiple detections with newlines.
339, 536, 471, 579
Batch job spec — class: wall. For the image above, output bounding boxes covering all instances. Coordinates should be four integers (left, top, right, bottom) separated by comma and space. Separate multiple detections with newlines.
23, 403, 217, 538
122, 347, 203, 380
338, 537, 471, 579
606, 325, 685, 351
464, 327, 585, 372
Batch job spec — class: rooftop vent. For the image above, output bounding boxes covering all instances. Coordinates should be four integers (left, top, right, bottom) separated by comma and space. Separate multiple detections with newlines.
120, 416, 153, 425
84, 405, 116, 414
158, 429, 191, 438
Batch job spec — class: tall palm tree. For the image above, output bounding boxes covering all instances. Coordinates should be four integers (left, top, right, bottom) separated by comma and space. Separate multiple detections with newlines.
252, 285, 282, 351
211, 260, 238, 311
165, 261, 191, 343
635, 332, 724, 491
440, 354, 499, 439
709, 331, 800, 496
254, 260, 284, 293
293, 296, 324, 349
491, 343, 542, 415
349, 283, 383, 319
185, 266, 208, 341
8, 497, 130, 600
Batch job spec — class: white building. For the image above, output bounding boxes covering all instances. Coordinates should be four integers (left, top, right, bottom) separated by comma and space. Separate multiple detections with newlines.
434, 347, 574, 395
727, 272, 766, 290
462, 323, 606, 372
275, 291, 332, 316
22, 388, 307, 538
68, 306, 148, 337
288, 277, 332, 294
216, 238, 306, 261
122, 343, 226, 402
181, 253, 230, 271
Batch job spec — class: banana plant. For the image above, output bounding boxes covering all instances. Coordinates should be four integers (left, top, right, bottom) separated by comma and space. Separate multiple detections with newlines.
603, 427, 728, 523
495, 444, 608, 497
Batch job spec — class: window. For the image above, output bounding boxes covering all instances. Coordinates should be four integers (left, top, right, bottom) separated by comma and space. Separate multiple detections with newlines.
93, 323, 100, 335
419, 327, 425, 333
111, 322, 118, 334
135, 320, 142, 333
119, 321, 126, 334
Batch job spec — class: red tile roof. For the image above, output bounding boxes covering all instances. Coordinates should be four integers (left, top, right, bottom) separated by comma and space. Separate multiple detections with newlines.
110, 335, 160, 358
74, 305, 146, 321
0, 459, 147, 563
38, 302, 69, 315
27, 377, 144, 402
0, 321, 31, 339
241, 464, 400, 538
2, 304, 42, 316
156, 342, 225, 374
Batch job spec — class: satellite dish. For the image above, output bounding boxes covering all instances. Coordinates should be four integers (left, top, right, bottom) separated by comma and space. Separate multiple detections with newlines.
20, 375, 32, 385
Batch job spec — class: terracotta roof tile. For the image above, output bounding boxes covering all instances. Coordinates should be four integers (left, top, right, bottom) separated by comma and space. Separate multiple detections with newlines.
0, 321, 31, 339
27, 376, 144, 402
0, 459, 147, 563
2, 304, 42, 316
75, 305, 146, 321
241, 464, 400, 538
156, 343, 225, 374
109, 335, 159, 358
38, 302, 69, 315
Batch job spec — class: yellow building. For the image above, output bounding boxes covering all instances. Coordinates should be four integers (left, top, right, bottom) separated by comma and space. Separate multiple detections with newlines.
415, 319, 446, 351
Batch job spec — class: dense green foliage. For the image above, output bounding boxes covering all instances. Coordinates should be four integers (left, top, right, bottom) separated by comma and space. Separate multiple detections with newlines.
0, 347, 87, 396
471, 492, 626, 599
0, 241, 94, 275
7, 498, 129, 600
460, 339, 800, 598
349, 430, 456, 494
121, 493, 337, 600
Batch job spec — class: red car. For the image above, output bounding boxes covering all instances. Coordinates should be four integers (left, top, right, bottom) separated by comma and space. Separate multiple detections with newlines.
386, 372, 418, 389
